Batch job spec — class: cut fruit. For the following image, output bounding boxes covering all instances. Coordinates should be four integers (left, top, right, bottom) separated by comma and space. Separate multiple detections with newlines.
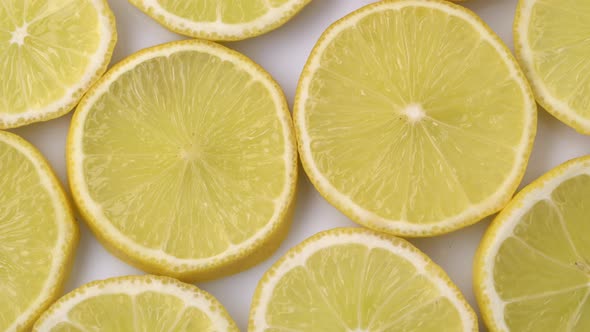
0, 0, 117, 128
67, 39, 298, 282
127, 0, 311, 41
474, 156, 590, 332
0, 131, 78, 331
33, 275, 238, 331
514, 0, 590, 134
295, 0, 536, 237
250, 228, 478, 331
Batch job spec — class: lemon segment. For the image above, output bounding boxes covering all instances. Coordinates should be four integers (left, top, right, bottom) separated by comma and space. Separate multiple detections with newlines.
0, 131, 78, 332
0, 0, 116, 128
33, 275, 238, 331
127, 0, 311, 40
295, 0, 536, 237
514, 0, 590, 134
474, 156, 590, 331
250, 228, 478, 331
67, 39, 297, 281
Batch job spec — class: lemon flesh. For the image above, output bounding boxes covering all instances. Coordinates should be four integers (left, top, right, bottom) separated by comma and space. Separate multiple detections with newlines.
68, 40, 297, 281
0, 0, 116, 128
515, 0, 590, 133
250, 228, 477, 331
475, 156, 590, 331
0, 132, 78, 331
295, 0, 536, 236
127, 0, 311, 40
33, 275, 238, 331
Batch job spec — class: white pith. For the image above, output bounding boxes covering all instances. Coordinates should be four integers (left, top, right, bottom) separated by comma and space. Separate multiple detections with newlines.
295, 0, 535, 234
251, 230, 477, 331
69, 42, 296, 270
0, 133, 71, 332
0, 0, 114, 127
479, 159, 590, 331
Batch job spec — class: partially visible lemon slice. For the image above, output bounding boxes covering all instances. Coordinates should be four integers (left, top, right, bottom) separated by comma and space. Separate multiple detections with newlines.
475, 156, 590, 331
67, 39, 298, 282
0, 0, 116, 128
127, 0, 311, 41
295, 0, 536, 237
0, 131, 78, 331
514, 0, 590, 134
33, 275, 238, 331
250, 228, 478, 331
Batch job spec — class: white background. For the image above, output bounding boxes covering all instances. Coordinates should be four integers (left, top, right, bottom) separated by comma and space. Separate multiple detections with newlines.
9, 0, 590, 330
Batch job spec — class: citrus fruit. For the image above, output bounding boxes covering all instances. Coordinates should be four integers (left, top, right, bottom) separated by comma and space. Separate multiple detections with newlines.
294, 0, 537, 237
250, 228, 478, 331
0, 131, 78, 331
127, 0, 311, 41
33, 275, 238, 331
67, 39, 298, 282
0, 0, 117, 129
475, 156, 590, 331
514, 0, 590, 134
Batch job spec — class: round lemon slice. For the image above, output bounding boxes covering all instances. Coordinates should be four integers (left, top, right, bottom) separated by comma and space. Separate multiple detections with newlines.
0, 0, 117, 128
250, 228, 478, 331
0, 131, 78, 331
128, 0, 311, 41
67, 39, 298, 282
33, 275, 238, 331
295, 0, 537, 237
475, 156, 590, 331
514, 0, 590, 134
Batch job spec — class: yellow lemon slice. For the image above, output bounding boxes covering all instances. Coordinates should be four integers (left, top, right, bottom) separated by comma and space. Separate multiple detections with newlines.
0, 131, 78, 331
67, 39, 298, 281
0, 0, 116, 128
475, 156, 590, 331
295, 0, 536, 237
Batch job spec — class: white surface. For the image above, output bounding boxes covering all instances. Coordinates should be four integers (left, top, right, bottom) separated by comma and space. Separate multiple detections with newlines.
8, 0, 590, 330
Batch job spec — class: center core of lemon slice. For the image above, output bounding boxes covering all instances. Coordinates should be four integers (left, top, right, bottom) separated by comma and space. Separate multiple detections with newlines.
10, 24, 28, 45
179, 143, 201, 161
403, 103, 425, 123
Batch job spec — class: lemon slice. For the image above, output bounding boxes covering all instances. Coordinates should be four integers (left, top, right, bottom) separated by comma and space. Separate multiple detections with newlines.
514, 0, 590, 134
33, 275, 238, 331
67, 39, 298, 282
0, 0, 116, 129
475, 156, 590, 331
127, 0, 311, 41
250, 228, 478, 331
0, 131, 78, 331
295, 0, 536, 237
